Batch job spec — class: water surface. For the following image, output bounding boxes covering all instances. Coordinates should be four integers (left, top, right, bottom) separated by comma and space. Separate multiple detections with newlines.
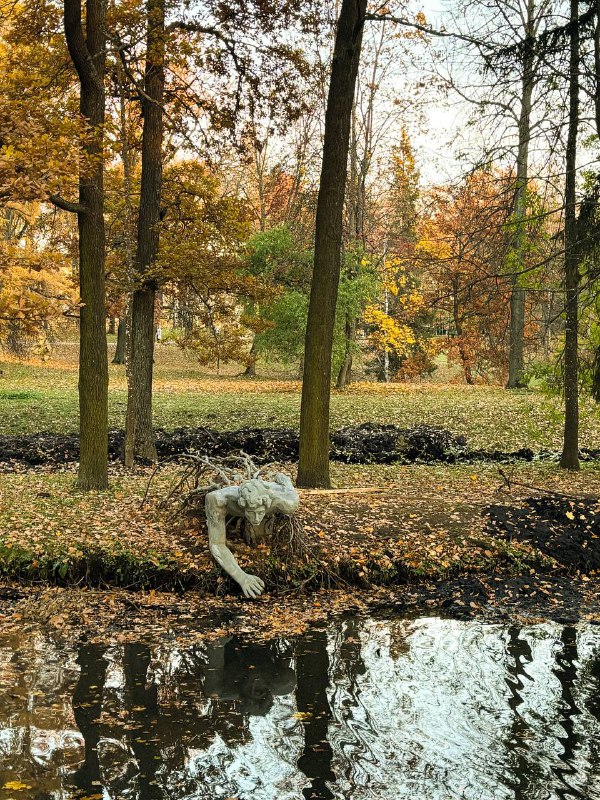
1, 616, 600, 799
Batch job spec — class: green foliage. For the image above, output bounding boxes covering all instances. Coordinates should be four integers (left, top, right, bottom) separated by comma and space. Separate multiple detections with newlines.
245, 225, 312, 367
332, 243, 380, 373
255, 289, 309, 363
522, 360, 561, 390
338, 244, 380, 320
245, 225, 312, 290
253, 240, 380, 373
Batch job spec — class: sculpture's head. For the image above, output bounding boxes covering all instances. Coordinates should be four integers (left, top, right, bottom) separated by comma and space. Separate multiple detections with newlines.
238, 479, 272, 525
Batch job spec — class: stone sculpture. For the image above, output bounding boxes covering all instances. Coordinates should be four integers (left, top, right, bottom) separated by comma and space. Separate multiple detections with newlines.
206, 472, 299, 598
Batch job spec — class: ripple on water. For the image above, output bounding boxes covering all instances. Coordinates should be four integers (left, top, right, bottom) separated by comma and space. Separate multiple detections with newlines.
0, 617, 599, 800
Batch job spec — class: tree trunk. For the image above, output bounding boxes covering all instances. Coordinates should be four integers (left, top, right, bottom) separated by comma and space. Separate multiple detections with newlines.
112, 69, 135, 372
592, 348, 600, 402
560, 0, 580, 470
112, 314, 127, 364
452, 276, 474, 385
64, 0, 108, 490
507, 0, 536, 389
243, 339, 258, 377
108, 316, 116, 335
336, 312, 356, 389
458, 343, 474, 385
595, 0, 600, 138
297, 0, 367, 488
124, 0, 165, 466
507, 285, 526, 386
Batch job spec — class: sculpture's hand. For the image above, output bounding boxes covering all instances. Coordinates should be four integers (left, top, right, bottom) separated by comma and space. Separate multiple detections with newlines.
274, 472, 292, 486
240, 573, 265, 599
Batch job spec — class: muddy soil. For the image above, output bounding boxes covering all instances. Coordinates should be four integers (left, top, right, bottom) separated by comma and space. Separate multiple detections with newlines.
2, 423, 598, 467
487, 496, 600, 573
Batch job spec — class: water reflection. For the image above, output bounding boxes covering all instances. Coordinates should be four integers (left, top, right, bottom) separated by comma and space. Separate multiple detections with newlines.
1, 618, 600, 799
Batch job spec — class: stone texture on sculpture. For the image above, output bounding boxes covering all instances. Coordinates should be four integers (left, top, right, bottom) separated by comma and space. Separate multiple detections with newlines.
206, 473, 299, 598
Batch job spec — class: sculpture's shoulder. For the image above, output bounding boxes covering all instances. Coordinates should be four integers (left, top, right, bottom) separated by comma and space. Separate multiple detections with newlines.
205, 484, 240, 509
267, 473, 299, 510
272, 472, 296, 489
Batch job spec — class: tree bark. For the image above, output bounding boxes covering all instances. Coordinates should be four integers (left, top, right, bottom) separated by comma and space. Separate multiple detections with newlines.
64, 0, 108, 490
243, 339, 258, 377
452, 275, 474, 385
124, 0, 165, 466
507, 0, 536, 389
589, 0, 600, 403
112, 315, 127, 364
297, 0, 367, 488
595, 0, 600, 138
112, 69, 134, 371
336, 312, 356, 389
560, 0, 580, 470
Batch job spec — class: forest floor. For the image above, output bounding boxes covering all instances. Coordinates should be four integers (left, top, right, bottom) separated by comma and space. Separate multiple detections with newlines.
1, 342, 599, 641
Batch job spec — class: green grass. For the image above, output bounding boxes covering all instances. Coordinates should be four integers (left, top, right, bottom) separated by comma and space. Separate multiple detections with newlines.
1, 341, 599, 450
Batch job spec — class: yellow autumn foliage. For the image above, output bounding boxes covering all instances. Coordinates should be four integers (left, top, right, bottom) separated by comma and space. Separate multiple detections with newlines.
416, 235, 452, 261
363, 305, 416, 356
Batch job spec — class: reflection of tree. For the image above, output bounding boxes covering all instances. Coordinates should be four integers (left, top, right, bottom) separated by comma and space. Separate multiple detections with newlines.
578, 642, 600, 797
552, 626, 581, 797
335, 618, 366, 685
123, 643, 162, 800
502, 626, 542, 799
583, 643, 600, 721
70, 644, 108, 795
296, 630, 335, 800
10, 620, 600, 800
328, 618, 368, 795
73, 637, 298, 800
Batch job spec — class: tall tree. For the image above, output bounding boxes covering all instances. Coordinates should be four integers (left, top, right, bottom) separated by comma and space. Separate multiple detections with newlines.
418, 170, 514, 384
432, 0, 554, 386
297, 0, 368, 489
506, 0, 541, 388
337, 23, 384, 390
63, 0, 109, 489
560, 0, 581, 470
124, 0, 165, 466
116, 1, 313, 461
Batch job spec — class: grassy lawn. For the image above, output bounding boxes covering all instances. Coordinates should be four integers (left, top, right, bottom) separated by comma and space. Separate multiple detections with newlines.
1, 341, 600, 450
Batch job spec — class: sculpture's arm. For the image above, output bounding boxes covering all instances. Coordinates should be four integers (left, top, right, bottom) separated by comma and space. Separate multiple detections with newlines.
269, 473, 300, 515
206, 490, 265, 599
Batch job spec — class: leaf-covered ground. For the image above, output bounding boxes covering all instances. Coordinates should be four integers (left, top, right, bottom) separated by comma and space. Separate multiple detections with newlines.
1, 461, 599, 641
1, 344, 600, 640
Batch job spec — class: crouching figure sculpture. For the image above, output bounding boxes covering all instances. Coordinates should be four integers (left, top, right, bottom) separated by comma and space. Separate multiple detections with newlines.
206, 473, 299, 598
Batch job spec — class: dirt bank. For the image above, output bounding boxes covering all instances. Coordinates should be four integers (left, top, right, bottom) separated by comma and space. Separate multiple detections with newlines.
2, 423, 599, 468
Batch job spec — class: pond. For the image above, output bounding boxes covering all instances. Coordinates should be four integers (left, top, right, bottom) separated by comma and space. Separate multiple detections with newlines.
1, 616, 600, 800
